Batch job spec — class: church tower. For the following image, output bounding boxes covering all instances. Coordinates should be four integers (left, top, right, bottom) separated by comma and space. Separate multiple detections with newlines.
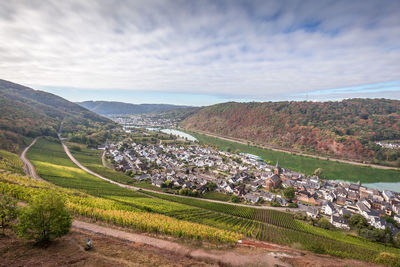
274, 160, 281, 175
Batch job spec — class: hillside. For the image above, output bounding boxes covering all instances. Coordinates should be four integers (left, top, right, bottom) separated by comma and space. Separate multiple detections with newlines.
0, 79, 115, 152
181, 99, 400, 165
77, 100, 192, 115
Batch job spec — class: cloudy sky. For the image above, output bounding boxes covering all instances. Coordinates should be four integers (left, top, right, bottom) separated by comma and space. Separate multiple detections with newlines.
0, 0, 399, 105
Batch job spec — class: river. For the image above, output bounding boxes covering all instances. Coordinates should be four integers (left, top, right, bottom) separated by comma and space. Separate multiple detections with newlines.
123, 125, 197, 142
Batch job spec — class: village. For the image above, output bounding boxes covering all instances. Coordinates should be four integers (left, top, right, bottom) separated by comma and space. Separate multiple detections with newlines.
103, 132, 400, 236
111, 114, 180, 128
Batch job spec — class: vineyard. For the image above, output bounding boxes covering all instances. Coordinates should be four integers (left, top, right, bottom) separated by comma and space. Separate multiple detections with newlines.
0, 166, 240, 243
0, 149, 25, 175
17, 137, 400, 263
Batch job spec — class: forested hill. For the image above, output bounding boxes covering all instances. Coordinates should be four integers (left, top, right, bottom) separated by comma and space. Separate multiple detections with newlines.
181, 99, 400, 165
0, 79, 115, 152
77, 101, 191, 115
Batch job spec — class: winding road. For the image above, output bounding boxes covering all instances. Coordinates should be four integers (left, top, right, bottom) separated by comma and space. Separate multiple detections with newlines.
20, 137, 43, 181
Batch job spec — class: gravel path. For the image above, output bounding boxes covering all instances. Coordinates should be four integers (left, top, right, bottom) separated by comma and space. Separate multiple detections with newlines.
20, 137, 44, 181
72, 220, 290, 267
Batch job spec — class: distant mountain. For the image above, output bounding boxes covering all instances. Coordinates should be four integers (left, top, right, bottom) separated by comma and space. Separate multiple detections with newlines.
0, 79, 115, 152
181, 99, 400, 165
77, 101, 192, 116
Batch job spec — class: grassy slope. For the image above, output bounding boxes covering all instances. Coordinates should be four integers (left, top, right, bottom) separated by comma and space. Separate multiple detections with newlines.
190, 132, 400, 183
0, 149, 25, 174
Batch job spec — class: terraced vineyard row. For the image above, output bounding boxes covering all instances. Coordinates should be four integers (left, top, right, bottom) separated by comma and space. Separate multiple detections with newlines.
143, 190, 302, 230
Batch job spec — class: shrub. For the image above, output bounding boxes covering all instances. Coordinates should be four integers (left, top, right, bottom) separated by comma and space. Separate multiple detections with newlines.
0, 194, 18, 235
375, 252, 400, 267
317, 217, 333, 230
230, 195, 240, 203
16, 192, 72, 245
283, 186, 295, 201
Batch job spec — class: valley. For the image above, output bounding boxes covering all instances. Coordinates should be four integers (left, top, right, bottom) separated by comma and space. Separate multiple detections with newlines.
1, 79, 400, 266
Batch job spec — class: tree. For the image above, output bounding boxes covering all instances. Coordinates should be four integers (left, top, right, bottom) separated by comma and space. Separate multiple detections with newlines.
16, 192, 72, 245
318, 217, 333, 230
283, 186, 295, 201
349, 214, 368, 229
230, 195, 240, 203
0, 194, 18, 235
313, 168, 323, 177
207, 182, 217, 191
394, 231, 400, 247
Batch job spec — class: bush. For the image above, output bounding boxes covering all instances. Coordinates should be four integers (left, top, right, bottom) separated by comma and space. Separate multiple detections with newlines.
375, 252, 400, 267
306, 242, 326, 254
16, 192, 72, 245
317, 217, 333, 230
349, 214, 368, 229
70, 145, 82, 152
288, 202, 298, 208
0, 194, 18, 235
283, 186, 295, 201
230, 195, 240, 203
313, 168, 323, 177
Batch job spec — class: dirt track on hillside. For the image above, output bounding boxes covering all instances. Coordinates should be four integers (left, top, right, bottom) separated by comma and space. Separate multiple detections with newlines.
19, 137, 44, 181
73, 220, 291, 267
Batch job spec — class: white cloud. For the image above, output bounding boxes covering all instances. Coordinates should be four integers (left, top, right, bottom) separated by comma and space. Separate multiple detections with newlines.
0, 0, 399, 98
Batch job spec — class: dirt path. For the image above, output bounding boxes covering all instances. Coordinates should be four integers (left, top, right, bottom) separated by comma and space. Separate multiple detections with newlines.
190, 129, 400, 171
72, 220, 291, 267
101, 150, 111, 169
19, 137, 44, 181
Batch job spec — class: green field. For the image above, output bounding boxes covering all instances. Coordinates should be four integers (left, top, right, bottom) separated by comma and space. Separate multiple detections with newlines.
20, 137, 400, 263
189, 131, 400, 183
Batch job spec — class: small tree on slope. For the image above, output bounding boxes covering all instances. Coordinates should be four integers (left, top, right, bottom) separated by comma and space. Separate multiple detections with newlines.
17, 191, 72, 245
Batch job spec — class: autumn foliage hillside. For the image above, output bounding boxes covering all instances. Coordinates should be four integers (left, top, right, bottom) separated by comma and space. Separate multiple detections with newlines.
0, 79, 115, 152
181, 99, 400, 165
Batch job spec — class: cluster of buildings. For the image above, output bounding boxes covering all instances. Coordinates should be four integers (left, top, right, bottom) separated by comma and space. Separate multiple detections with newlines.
375, 141, 400, 149
105, 138, 400, 234
112, 114, 179, 128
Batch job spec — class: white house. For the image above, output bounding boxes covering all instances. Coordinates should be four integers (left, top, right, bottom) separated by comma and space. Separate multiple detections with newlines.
330, 215, 350, 230
321, 201, 335, 216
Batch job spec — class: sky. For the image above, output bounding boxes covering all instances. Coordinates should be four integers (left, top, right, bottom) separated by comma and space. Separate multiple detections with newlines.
0, 0, 399, 106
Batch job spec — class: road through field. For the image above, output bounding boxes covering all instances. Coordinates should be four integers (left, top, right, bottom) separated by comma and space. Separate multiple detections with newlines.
20, 137, 44, 181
